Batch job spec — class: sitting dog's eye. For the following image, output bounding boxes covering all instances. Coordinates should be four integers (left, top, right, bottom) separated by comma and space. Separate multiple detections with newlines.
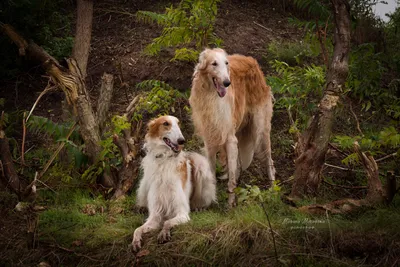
163, 121, 169, 126
212, 62, 217, 66
225, 61, 228, 65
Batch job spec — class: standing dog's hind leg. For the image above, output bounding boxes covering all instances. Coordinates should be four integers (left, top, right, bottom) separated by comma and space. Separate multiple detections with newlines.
226, 135, 240, 207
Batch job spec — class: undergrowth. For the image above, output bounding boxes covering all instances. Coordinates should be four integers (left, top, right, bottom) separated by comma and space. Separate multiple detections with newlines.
18, 187, 397, 266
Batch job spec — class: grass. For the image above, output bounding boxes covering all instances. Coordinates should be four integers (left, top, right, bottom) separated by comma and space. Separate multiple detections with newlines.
18, 186, 396, 267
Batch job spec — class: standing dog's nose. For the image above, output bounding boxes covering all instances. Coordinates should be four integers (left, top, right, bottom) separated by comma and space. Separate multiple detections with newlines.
177, 138, 185, 145
223, 80, 231, 87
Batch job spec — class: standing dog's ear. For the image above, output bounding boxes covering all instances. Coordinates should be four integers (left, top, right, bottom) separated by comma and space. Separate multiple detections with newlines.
195, 49, 210, 71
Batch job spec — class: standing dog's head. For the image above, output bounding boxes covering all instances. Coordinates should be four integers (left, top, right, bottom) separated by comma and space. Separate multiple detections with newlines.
145, 115, 185, 154
195, 48, 231, 98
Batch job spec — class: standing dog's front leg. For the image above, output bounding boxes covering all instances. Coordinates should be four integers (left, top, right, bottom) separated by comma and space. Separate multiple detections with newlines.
226, 135, 240, 207
205, 143, 219, 178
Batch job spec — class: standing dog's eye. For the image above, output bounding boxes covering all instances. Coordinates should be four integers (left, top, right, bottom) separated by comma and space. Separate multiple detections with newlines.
225, 61, 228, 65
163, 121, 169, 126
212, 62, 218, 66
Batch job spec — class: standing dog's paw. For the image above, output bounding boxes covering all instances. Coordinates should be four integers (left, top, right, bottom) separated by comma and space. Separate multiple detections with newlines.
157, 229, 171, 244
228, 192, 237, 208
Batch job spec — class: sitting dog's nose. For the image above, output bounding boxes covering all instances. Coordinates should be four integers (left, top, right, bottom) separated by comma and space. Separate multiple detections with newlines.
177, 138, 185, 145
223, 80, 231, 87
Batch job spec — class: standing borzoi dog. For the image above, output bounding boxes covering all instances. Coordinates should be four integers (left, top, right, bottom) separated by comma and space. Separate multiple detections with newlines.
132, 115, 216, 252
189, 48, 275, 206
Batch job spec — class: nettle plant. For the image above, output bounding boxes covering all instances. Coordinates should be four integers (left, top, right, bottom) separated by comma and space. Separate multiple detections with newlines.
334, 127, 400, 167
136, 0, 222, 61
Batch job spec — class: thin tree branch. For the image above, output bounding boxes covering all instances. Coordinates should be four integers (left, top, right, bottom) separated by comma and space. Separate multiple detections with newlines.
376, 152, 397, 163
348, 99, 363, 136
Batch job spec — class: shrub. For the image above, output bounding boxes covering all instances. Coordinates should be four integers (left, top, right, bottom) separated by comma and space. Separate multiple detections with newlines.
136, 0, 222, 61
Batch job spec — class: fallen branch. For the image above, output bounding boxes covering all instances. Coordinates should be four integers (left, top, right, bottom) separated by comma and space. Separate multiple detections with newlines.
376, 152, 397, 163
253, 21, 273, 32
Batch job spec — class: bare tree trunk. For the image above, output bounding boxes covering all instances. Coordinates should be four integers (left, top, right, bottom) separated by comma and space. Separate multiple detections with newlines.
97, 73, 115, 134
290, 0, 351, 198
72, 0, 93, 78
291, 0, 350, 197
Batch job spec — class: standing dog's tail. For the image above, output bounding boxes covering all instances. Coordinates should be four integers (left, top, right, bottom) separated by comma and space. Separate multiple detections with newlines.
188, 152, 217, 210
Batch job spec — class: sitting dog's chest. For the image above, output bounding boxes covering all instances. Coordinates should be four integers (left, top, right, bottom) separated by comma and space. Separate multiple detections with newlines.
142, 155, 188, 189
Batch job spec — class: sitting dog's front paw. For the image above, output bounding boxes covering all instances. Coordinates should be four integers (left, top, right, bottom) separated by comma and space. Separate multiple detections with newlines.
157, 229, 171, 244
131, 238, 142, 252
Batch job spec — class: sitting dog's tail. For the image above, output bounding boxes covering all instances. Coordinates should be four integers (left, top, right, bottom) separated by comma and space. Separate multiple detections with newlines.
187, 152, 217, 210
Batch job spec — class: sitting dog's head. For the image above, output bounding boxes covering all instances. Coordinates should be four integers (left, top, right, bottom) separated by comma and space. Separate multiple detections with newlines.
195, 48, 231, 98
145, 115, 185, 154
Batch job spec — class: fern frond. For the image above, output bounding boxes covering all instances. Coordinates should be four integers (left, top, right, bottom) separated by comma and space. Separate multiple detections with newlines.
136, 80, 176, 91
136, 10, 169, 26
27, 115, 81, 142
172, 48, 199, 62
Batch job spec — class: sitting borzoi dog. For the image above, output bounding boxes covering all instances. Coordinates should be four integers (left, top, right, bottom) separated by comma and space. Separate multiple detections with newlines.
189, 48, 275, 206
132, 115, 216, 251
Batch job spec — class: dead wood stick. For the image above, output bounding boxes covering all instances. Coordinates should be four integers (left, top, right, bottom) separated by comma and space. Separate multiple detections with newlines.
376, 152, 397, 163
348, 99, 363, 136
253, 21, 273, 32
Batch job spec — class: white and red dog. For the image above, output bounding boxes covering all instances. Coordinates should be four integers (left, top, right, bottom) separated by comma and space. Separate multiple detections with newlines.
189, 48, 275, 206
132, 115, 216, 252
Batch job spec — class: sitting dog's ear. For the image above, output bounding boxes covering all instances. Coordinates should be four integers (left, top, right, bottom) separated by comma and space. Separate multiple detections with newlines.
147, 119, 156, 132
196, 49, 210, 71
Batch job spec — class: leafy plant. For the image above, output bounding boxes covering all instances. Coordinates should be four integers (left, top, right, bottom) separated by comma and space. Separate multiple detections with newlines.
82, 116, 131, 183
27, 115, 87, 168
235, 182, 281, 203
133, 80, 188, 121
268, 60, 326, 130
136, 0, 221, 61
334, 127, 400, 166
266, 37, 321, 66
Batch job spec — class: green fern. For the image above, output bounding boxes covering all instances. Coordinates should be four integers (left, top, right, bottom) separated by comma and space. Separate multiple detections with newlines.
172, 48, 199, 62
137, 0, 221, 61
293, 0, 330, 18
27, 115, 81, 143
27, 115, 87, 168
136, 80, 176, 92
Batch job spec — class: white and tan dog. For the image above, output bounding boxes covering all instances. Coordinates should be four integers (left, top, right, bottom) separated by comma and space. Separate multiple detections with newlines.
189, 48, 275, 206
132, 115, 216, 252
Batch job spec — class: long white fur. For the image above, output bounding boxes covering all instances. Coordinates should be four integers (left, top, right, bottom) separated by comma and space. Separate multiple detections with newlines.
132, 116, 216, 252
